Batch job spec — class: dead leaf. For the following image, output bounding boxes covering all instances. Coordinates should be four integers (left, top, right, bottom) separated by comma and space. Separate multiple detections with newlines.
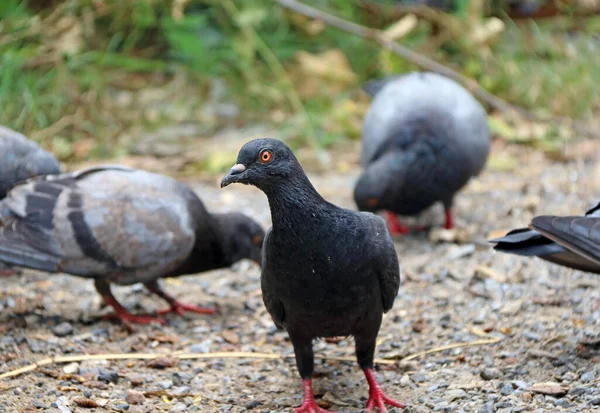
221, 330, 240, 344
146, 357, 177, 369
296, 49, 357, 85
529, 382, 569, 397
73, 398, 98, 408
474, 265, 507, 283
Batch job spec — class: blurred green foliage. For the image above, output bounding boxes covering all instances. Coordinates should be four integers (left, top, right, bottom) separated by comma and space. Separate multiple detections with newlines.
0, 0, 598, 161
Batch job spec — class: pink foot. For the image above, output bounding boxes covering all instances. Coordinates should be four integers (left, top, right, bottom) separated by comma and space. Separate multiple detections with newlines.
385, 211, 410, 236
364, 369, 406, 412
444, 208, 454, 230
156, 301, 217, 316
295, 379, 336, 413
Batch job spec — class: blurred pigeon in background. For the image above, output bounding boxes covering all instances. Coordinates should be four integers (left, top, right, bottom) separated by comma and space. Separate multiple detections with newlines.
221, 138, 403, 413
0, 166, 264, 324
491, 202, 600, 273
354, 72, 490, 235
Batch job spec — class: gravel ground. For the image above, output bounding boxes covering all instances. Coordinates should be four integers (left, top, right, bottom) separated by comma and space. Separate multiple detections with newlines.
1, 141, 599, 413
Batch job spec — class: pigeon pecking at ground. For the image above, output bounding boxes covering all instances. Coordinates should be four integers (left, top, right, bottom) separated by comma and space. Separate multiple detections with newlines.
221, 138, 404, 413
354, 72, 490, 236
0, 125, 61, 199
0, 165, 264, 324
490, 202, 600, 273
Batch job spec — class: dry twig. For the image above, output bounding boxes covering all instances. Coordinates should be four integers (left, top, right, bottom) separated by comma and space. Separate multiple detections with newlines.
397, 337, 502, 361
0, 351, 395, 381
275, 0, 599, 139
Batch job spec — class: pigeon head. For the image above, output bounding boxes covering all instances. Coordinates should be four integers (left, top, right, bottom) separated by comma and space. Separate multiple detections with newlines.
353, 152, 403, 213
213, 212, 265, 266
220, 138, 301, 191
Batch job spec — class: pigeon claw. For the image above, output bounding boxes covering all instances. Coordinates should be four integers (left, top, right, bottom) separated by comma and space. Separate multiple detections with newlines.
295, 379, 336, 413
294, 400, 335, 413
364, 368, 406, 412
365, 389, 406, 412
156, 301, 218, 316
385, 211, 410, 236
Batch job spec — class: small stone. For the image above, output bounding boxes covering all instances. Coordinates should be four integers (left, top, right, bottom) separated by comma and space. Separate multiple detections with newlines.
62, 362, 79, 375
580, 370, 595, 383
590, 397, 600, 406
521, 392, 533, 402
570, 387, 587, 396
480, 368, 501, 381
399, 375, 411, 387
115, 403, 130, 411
171, 386, 190, 396
529, 382, 569, 397
190, 340, 212, 353
126, 390, 146, 405
477, 401, 494, 413
433, 401, 449, 411
97, 369, 119, 384
500, 383, 513, 395
157, 380, 173, 390
412, 373, 429, 383
445, 389, 467, 401
32, 400, 45, 409
555, 399, 570, 408
83, 390, 92, 398
51, 322, 74, 337
169, 402, 187, 412
246, 400, 261, 409
221, 330, 240, 344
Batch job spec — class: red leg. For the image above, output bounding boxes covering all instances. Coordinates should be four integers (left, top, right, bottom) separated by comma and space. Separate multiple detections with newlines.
145, 280, 217, 316
364, 369, 405, 412
295, 379, 335, 413
385, 212, 410, 236
94, 280, 165, 325
444, 208, 454, 230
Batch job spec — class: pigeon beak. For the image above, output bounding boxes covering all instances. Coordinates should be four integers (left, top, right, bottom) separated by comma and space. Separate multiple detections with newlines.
220, 164, 247, 188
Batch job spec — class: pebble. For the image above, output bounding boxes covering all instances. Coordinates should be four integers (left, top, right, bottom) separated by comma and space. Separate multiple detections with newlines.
555, 399, 570, 408
51, 322, 74, 337
169, 402, 188, 412
62, 362, 79, 375
157, 380, 173, 390
500, 383, 514, 395
590, 397, 600, 406
126, 390, 146, 405
189, 339, 212, 353
98, 369, 119, 384
412, 373, 429, 383
580, 370, 596, 383
115, 403, 130, 411
246, 400, 261, 409
399, 375, 411, 387
480, 368, 501, 381
477, 401, 494, 413
445, 389, 467, 401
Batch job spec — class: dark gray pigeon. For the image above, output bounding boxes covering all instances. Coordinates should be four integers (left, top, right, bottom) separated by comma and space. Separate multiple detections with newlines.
354, 72, 491, 235
491, 202, 600, 273
221, 139, 403, 413
0, 165, 264, 324
0, 125, 61, 199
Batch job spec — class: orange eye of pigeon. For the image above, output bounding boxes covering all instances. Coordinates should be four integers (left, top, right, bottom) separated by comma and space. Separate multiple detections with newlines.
259, 150, 273, 163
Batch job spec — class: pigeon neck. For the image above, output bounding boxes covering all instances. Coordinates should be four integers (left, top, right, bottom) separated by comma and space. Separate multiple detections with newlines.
264, 173, 327, 229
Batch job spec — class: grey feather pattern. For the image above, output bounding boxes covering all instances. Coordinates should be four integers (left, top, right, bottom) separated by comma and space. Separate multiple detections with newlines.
0, 166, 198, 285
0, 125, 61, 198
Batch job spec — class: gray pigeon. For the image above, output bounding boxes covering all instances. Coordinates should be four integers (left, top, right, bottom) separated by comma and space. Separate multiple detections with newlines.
0, 125, 61, 198
354, 72, 491, 235
0, 166, 264, 324
491, 202, 600, 273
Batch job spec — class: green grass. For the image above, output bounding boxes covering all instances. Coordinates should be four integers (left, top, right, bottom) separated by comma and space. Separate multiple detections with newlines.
0, 0, 598, 162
